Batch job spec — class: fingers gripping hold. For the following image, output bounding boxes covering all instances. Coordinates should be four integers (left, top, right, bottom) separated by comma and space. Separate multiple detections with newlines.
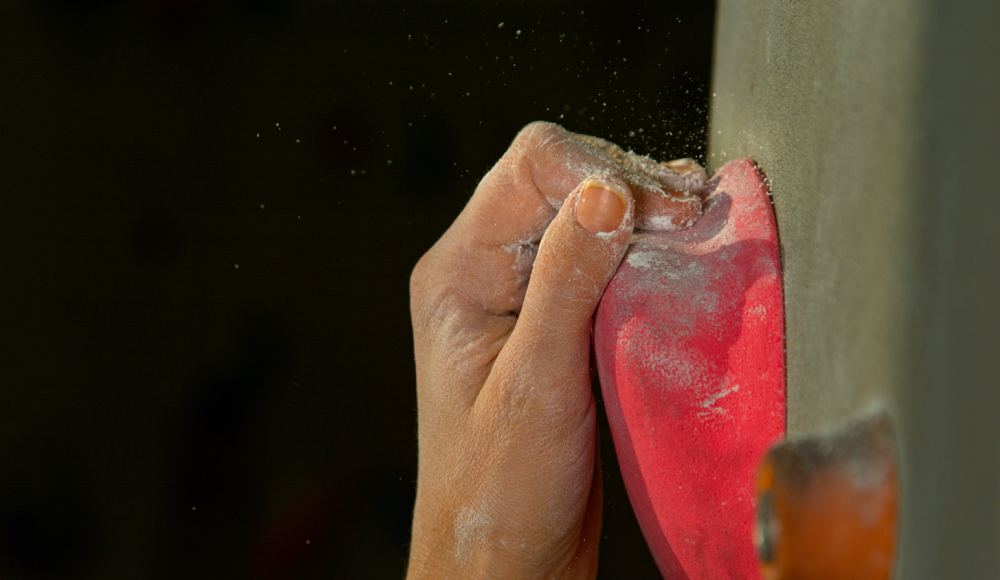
430, 122, 703, 318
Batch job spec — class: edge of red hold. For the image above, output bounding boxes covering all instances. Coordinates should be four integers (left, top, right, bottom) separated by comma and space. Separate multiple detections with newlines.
593, 158, 786, 580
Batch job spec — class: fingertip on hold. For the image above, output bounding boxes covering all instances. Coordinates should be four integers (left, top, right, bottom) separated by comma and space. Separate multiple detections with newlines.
634, 188, 702, 231
658, 158, 709, 194
664, 157, 701, 174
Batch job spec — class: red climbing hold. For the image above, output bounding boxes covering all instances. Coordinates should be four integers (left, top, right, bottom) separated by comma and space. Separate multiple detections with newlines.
594, 158, 786, 579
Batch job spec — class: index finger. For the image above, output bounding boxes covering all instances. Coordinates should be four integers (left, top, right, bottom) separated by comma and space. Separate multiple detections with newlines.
455, 122, 704, 248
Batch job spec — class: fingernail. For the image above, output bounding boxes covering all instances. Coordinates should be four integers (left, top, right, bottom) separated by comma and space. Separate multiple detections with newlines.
577, 180, 626, 234
664, 158, 699, 174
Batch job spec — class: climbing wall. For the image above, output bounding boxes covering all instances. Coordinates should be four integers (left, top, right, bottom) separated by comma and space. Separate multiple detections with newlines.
709, 1, 1000, 577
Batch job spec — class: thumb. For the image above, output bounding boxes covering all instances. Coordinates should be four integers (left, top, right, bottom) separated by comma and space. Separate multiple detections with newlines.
488, 174, 635, 406
522, 173, 635, 330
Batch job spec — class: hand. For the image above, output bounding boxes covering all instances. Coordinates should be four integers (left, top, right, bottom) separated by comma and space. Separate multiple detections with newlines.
407, 121, 707, 580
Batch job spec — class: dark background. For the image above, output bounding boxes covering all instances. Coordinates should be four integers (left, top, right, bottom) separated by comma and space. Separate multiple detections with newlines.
0, 1, 714, 578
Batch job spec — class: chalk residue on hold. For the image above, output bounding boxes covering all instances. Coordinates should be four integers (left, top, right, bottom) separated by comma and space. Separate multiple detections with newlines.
627, 250, 660, 269
699, 383, 740, 417
626, 246, 707, 286
641, 344, 709, 394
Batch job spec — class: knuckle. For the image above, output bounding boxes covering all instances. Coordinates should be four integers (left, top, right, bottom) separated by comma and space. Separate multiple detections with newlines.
516, 120, 554, 141
511, 121, 561, 154
410, 245, 464, 323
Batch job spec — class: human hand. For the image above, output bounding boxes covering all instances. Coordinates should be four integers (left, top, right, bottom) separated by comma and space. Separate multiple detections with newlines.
407, 121, 707, 580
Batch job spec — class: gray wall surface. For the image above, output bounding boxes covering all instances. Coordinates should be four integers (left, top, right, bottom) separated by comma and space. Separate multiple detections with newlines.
710, 0, 1000, 577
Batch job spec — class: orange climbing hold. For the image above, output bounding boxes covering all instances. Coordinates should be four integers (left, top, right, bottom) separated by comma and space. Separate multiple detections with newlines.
756, 412, 899, 580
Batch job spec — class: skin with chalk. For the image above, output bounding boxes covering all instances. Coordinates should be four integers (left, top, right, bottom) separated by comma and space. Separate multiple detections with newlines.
407, 121, 708, 580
